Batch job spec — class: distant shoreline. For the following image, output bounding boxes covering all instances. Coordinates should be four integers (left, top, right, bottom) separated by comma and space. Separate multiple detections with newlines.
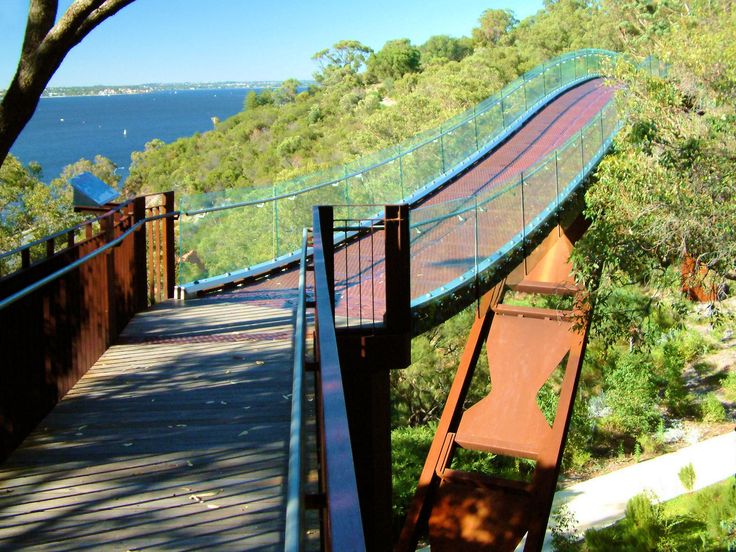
40, 87, 260, 100
32, 80, 313, 99
2, 80, 314, 99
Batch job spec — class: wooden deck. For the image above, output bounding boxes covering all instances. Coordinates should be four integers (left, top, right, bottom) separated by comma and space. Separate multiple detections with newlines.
0, 293, 295, 551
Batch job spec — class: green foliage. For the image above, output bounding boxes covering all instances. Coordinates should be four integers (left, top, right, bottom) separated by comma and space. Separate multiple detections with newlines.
0, 154, 80, 256
419, 35, 473, 65
724, 371, 736, 402
586, 477, 736, 551
391, 423, 434, 531
472, 9, 517, 47
391, 304, 489, 427
53, 154, 122, 192
700, 393, 727, 423
244, 90, 259, 111
312, 39, 373, 84
550, 505, 583, 552
586, 491, 666, 550
602, 351, 660, 436
573, 4, 736, 294
679, 463, 696, 492
650, 330, 706, 416
367, 39, 421, 81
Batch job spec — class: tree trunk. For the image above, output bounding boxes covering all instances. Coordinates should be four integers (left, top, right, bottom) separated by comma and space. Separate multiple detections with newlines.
0, 71, 55, 166
0, 0, 136, 168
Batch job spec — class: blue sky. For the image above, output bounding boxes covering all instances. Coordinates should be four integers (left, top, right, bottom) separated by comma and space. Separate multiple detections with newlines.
0, 1, 544, 87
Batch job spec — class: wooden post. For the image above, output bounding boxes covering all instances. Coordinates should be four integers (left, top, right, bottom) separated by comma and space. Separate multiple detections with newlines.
163, 192, 176, 299
101, 213, 116, 344
133, 196, 148, 311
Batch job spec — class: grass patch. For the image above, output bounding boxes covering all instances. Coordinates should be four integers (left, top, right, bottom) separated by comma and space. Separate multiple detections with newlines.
583, 477, 736, 551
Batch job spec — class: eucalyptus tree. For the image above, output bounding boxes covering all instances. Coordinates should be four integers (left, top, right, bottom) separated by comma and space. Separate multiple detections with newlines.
0, 0, 136, 168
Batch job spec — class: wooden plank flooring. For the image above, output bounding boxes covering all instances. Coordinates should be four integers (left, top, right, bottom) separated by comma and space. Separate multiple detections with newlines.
0, 294, 295, 551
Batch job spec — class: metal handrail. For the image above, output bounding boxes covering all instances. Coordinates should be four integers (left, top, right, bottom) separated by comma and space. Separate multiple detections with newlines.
0, 199, 132, 262
285, 227, 309, 551
180, 49, 616, 216
409, 100, 616, 229
0, 210, 177, 311
0, 191, 174, 262
311, 207, 366, 551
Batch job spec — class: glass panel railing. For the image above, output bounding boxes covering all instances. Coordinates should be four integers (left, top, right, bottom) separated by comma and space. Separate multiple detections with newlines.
408, 95, 623, 307
178, 49, 618, 286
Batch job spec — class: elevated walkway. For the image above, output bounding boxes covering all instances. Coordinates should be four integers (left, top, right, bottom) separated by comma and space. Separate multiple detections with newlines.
0, 294, 295, 550
0, 50, 667, 550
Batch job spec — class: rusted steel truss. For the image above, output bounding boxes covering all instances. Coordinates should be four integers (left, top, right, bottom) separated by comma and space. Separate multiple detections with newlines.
397, 221, 592, 552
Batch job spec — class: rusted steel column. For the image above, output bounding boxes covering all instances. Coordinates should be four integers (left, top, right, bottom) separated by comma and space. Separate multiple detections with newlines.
384, 204, 411, 335
333, 204, 412, 551
315, 206, 335, 313
396, 284, 505, 552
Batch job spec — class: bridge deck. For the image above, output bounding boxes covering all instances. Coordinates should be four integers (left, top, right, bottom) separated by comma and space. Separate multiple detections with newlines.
0, 293, 295, 551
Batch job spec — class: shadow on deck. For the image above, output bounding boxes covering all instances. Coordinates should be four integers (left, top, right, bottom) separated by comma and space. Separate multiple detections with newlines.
0, 293, 296, 551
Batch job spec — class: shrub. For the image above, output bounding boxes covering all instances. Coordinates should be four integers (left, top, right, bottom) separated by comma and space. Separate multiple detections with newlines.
391, 424, 435, 535
550, 505, 583, 552
603, 352, 660, 436
700, 393, 727, 423
586, 492, 665, 550
723, 371, 736, 402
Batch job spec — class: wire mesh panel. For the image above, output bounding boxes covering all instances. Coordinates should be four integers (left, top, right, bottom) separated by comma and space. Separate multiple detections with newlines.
475, 102, 505, 147
444, 120, 479, 171
476, 179, 524, 262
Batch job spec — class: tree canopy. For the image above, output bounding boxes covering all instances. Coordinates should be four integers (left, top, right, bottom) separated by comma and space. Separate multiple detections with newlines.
367, 39, 422, 81
573, 2, 736, 291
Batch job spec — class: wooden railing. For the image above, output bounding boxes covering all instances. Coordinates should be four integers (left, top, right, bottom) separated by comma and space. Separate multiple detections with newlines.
0, 192, 176, 460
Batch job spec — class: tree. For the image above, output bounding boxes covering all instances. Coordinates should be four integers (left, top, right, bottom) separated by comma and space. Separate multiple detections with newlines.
312, 40, 373, 85
572, 3, 736, 292
419, 35, 474, 65
54, 155, 121, 190
0, 0, 137, 168
0, 154, 79, 256
472, 9, 518, 47
273, 78, 301, 105
367, 39, 422, 81
244, 90, 259, 111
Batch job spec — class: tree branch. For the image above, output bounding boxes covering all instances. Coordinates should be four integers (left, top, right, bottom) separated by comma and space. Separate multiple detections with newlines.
0, 0, 136, 167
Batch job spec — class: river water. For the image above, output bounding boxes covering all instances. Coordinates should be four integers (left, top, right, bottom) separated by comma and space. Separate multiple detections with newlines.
10, 88, 255, 182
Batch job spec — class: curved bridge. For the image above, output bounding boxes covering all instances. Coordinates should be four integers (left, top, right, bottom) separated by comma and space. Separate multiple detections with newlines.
0, 51, 665, 551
